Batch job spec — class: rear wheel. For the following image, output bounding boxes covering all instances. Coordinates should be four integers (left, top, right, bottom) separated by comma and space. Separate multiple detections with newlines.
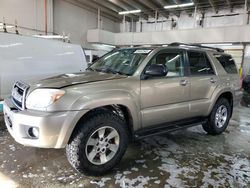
202, 98, 231, 135
66, 112, 128, 175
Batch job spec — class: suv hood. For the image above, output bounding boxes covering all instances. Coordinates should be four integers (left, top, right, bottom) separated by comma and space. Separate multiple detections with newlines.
28, 71, 127, 89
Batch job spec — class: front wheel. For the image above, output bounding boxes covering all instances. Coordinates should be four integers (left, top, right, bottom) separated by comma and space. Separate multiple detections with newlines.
66, 112, 128, 175
202, 98, 231, 135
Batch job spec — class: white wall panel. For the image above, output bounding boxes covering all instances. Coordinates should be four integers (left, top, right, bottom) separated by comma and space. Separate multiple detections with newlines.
87, 25, 250, 46
124, 7, 248, 33
53, 0, 119, 48
0, 0, 53, 35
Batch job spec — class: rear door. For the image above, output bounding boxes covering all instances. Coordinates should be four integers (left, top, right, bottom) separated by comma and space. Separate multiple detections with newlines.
187, 51, 219, 117
214, 54, 242, 104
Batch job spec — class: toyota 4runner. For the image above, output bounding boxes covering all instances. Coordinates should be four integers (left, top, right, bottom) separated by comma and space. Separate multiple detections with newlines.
3, 43, 243, 175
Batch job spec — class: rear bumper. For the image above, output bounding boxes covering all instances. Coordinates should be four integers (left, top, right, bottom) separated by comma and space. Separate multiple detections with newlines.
234, 90, 243, 107
3, 97, 86, 148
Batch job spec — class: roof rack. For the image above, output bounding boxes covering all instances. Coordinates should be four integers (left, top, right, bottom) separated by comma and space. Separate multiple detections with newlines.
169, 42, 224, 53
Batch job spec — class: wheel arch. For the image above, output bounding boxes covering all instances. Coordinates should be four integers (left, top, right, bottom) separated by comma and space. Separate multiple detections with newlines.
67, 104, 136, 145
208, 91, 234, 117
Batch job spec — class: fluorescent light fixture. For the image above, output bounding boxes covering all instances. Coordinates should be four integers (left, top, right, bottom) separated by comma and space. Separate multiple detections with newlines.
5, 25, 14, 29
119, 9, 141, 15
0, 23, 14, 28
33, 35, 68, 39
164, 2, 194, 9
92, 43, 116, 49
201, 43, 233, 46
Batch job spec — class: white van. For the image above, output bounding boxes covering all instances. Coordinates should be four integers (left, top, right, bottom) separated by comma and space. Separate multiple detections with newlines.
0, 32, 88, 102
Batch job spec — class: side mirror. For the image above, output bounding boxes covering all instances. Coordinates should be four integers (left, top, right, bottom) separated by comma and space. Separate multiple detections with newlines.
145, 64, 168, 77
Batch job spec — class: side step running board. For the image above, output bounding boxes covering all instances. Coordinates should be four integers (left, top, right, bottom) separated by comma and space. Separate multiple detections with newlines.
134, 119, 207, 140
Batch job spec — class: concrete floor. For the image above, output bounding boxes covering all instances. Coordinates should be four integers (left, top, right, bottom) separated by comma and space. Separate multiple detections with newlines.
0, 94, 250, 188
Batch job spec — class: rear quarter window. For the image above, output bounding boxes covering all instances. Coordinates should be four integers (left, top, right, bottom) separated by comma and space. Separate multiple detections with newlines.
187, 51, 214, 75
214, 54, 238, 74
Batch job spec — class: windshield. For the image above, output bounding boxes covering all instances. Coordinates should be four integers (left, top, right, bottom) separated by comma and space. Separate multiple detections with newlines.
89, 48, 152, 76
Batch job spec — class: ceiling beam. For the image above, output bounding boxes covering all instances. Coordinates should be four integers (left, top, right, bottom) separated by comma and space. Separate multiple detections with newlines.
208, 0, 217, 12
136, 0, 169, 18
155, 0, 168, 7
170, 0, 182, 4
63, 0, 121, 22
123, 0, 152, 18
93, 0, 123, 12
93, 0, 140, 21
193, 0, 199, 7
225, 0, 232, 9
107, 0, 133, 10
106, 0, 145, 21
76, 0, 121, 19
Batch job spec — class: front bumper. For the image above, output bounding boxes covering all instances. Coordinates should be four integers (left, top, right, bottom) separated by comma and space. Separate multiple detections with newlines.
3, 97, 86, 148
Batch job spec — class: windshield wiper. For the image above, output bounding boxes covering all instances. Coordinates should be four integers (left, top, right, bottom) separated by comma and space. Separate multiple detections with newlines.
86, 67, 95, 71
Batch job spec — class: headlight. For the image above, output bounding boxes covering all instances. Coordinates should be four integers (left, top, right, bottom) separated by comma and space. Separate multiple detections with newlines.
26, 89, 65, 110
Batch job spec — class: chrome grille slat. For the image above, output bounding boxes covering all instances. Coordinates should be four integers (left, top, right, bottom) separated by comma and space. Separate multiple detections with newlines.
11, 81, 29, 110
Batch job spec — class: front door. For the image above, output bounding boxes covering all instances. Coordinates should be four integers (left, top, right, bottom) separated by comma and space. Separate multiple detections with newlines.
140, 49, 190, 128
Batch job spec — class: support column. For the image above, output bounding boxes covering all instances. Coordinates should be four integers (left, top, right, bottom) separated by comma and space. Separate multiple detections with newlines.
47, 0, 53, 34
155, 10, 158, 31
194, 6, 197, 28
123, 14, 126, 32
131, 18, 133, 32
44, 0, 47, 34
245, 0, 248, 25
97, 8, 101, 29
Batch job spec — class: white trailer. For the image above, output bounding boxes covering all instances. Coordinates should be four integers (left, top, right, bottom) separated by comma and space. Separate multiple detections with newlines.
0, 32, 87, 101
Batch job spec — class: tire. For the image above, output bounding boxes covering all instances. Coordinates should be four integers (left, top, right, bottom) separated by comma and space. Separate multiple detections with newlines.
202, 98, 231, 135
66, 112, 128, 175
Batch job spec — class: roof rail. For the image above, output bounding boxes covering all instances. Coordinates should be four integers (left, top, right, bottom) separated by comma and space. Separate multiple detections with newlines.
169, 42, 224, 52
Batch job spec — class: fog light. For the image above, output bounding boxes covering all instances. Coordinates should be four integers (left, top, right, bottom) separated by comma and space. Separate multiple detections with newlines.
28, 127, 39, 138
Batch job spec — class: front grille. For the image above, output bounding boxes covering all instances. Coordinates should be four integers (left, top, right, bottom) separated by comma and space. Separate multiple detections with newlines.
11, 81, 29, 110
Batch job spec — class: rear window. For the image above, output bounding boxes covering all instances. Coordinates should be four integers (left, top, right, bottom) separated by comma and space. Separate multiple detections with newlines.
214, 54, 238, 74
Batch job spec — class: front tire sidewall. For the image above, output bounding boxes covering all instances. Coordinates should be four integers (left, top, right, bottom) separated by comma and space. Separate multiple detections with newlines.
66, 113, 128, 175
83, 122, 127, 173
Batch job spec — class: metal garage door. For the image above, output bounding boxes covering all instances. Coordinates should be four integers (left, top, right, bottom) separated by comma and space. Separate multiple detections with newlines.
224, 48, 243, 70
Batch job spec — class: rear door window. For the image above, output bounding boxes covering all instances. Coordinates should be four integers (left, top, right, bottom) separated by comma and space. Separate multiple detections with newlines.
214, 54, 238, 74
187, 51, 214, 75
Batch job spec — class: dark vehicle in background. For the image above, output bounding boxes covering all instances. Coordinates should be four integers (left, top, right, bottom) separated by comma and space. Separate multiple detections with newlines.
242, 75, 250, 93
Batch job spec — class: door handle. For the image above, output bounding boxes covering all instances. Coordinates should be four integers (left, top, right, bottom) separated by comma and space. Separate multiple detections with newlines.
210, 78, 217, 83
180, 80, 188, 86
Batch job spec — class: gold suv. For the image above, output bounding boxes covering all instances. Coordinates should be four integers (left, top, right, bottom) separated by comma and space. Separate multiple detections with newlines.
3, 43, 242, 175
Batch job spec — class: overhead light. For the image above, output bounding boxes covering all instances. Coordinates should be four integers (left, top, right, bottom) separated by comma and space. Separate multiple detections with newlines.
119, 9, 141, 15
92, 43, 116, 48
0, 22, 14, 28
164, 2, 194, 9
33, 35, 69, 39
4, 25, 14, 29
201, 43, 233, 46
